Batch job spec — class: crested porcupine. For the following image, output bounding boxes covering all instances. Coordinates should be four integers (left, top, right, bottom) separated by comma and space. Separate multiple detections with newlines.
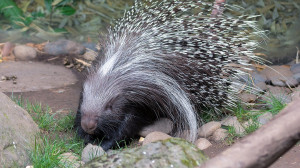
74, 0, 265, 150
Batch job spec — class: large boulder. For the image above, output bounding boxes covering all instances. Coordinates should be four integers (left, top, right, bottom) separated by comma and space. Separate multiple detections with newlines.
0, 92, 39, 167
84, 138, 208, 168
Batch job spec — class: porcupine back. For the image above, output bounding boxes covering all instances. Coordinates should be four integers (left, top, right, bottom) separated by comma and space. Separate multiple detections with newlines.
89, 0, 265, 142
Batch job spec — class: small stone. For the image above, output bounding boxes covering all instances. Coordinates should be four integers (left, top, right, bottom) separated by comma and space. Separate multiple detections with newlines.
139, 118, 173, 137
257, 112, 273, 125
239, 71, 267, 85
211, 128, 228, 142
221, 116, 245, 135
1, 76, 7, 80
252, 72, 267, 84
291, 63, 300, 74
266, 85, 291, 95
44, 39, 85, 55
260, 65, 298, 87
293, 73, 300, 82
2, 42, 15, 56
13, 45, 37, 61
143, 131, 171, 145
238, 92, 257, 103
198, 121, 221, 138
255, 82, 268, 91
194, 138, 212, 150
81, 144, 105, 163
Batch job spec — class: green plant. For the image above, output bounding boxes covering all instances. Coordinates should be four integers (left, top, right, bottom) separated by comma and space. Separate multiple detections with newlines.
264, 95, 286, 115
225, 126, 239, 145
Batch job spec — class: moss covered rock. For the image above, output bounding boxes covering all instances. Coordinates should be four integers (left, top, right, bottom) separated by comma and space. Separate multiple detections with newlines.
84, 138, 208, 168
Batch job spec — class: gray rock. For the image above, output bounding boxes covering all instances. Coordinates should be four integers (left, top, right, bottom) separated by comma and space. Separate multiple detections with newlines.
211, 128, 228, 142
260, 65, 298, 87
255, 82, 268, 91
81, 144, 105, 163
252, 72, 268, 83
257, 112, 273, 125
198, 121, 221, 138
239, 71, 267, 84
82, 43, 98, 52
84, 138, 208, 168
238, 92, 257, 103
195, 138, 212, 150
13, 45, 37, 61
221, 116, 245, 135
44, 39, 85, 55
0, 92, 40, 167
143, 131, 172, 145
291, 63, 300, 74
139, 118, 173, 137
266, 85, 291, 95
2, 42, 14, 57
294, 73, 300, 82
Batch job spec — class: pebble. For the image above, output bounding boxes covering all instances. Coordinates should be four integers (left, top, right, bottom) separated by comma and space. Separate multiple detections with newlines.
221, 116, 245, 135
44, 39, 85, 55
252, 72, 268, 84
13, 45, 37, 61
142, 131, 171, 146
257, 112, 273, 125
290, 63, 300, 74
2, 42, 14, 56
255, 82, 268, 91
293, 73, 300, 82
266, 85, 291, 95
238, 92, 257, 103
139, 118, 173, 137
198, 121, 221, 138
211, 128, 228, 142
81, 144, 105, 163
260, 65, 298, 87
194, 138, 212, 150
239, 71, 267, 85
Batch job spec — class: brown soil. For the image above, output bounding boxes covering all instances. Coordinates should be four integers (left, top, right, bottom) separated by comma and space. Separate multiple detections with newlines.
2, 54, 299, 168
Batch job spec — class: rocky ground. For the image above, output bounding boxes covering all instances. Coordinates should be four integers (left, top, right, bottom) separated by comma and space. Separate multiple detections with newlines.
0, 40, 300, 167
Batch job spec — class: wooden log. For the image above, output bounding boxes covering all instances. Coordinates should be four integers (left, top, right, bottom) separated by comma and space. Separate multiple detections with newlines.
200, 100, 300, 168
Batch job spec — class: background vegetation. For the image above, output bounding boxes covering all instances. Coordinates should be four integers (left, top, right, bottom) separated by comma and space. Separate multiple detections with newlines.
0, 0, 299, 61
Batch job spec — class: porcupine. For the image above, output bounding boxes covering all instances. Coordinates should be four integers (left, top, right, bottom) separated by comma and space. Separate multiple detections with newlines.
74, 0, 265, 150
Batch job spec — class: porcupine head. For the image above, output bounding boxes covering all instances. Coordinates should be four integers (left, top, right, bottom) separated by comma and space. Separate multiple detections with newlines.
76, 0, 265, 150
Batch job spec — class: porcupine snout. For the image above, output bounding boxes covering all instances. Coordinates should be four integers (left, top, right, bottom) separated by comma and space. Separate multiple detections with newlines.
81, 114, 98, 134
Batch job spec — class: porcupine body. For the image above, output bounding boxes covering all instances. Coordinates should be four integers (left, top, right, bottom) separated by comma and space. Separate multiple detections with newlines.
74, 0, 264, 150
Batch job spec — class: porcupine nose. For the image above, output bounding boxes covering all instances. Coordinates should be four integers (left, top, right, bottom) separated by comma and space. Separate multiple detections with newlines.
81, 117, 97, 134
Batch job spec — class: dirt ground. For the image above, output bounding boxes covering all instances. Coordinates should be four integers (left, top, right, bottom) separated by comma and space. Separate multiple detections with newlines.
1, 55, 300, 168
